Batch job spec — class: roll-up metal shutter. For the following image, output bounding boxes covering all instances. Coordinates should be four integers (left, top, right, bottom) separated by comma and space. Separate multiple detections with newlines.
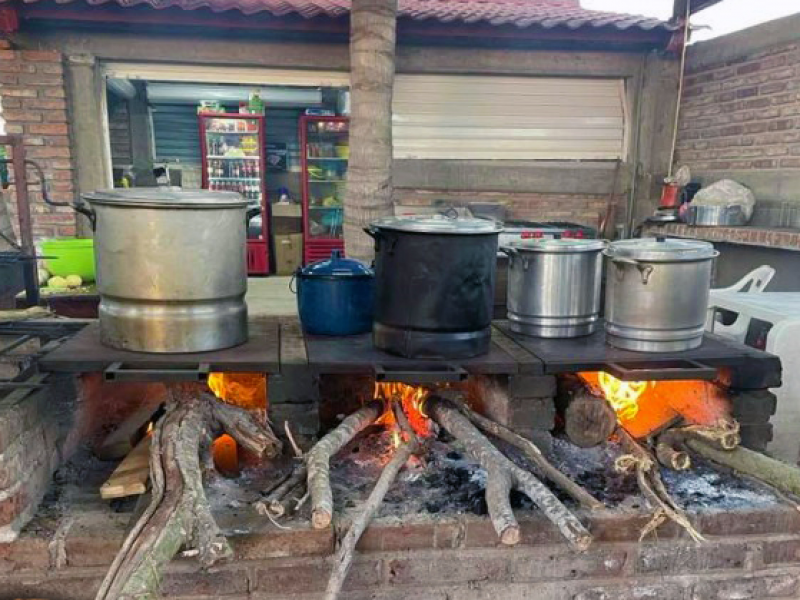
392, 75, 627, 160
152, 103, 200, 164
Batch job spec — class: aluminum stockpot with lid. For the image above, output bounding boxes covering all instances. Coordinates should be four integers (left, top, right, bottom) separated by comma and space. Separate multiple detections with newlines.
604, 237, 719, 353
81, 188, 249, 353
502, 238, 606, 338
365, 214, 503, 359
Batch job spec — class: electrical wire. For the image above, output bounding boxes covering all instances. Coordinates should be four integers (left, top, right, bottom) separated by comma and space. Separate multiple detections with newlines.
667, 0, 692, 179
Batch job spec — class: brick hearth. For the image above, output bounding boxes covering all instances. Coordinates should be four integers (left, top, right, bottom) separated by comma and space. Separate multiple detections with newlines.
2, 505, 800, 599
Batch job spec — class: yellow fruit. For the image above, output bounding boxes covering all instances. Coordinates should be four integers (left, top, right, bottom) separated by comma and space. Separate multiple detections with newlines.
48, 276, 68, 289
65, 274, 83, 288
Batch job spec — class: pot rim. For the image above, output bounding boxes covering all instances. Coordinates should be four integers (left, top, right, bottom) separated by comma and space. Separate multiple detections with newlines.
605, 237, 719, 262
370, 215, 503, 235
83, 188, 249, 209
502, 238, 606, 253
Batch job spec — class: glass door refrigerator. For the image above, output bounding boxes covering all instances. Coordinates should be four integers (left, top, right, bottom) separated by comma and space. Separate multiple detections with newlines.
300, 115, 348, 264
199, 113, 269, 275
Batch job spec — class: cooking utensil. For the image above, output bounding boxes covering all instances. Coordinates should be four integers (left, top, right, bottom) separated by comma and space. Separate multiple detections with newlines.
686, 204, 748, 227
502, 238, 606, 338
81, 188, 249, 353
366, 214, 502, 359
604, 237, 719, 352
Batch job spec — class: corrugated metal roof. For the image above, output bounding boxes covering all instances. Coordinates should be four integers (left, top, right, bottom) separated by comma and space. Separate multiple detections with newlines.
9, 0, 673, 31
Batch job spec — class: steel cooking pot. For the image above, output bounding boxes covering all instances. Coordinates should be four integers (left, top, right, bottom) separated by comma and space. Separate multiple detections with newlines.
604, 237, 719, 352
502, 238, 606, 338
366, 215, 502, 359
81, 189, 249, 353
294, 250, 374, 336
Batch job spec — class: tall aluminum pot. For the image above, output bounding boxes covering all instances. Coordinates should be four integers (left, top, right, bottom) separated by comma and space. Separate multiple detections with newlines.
502, 238, 606, 338
81, 189, 249, 353
366, 215, 502, 359
604, 237, 719, 352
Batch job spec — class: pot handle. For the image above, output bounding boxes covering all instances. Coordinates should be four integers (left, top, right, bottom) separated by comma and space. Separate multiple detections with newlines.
289, 270, 299, 294
611, 256, 653, 285
363, 226, 398, 255
31, 160, 97, 230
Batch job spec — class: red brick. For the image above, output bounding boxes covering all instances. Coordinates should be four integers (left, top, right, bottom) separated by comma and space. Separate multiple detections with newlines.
233, 526, 333, 560
0, 97, 21, 109
254, 557, 381, 594
357, 521, 435, 552
387, 551, 508, 586
37, 63, 64, 75
161, 565, 249, 596
0, 60, 21, 73
512, 547, 627, 582
637, 542, 749, 574
0, 39, 11, 50
42, 110, 68, 123
21, 50, 61, 62
0, 88, 37, 98
26, 123, 69, 135
25, 147, 71, 159
0, 50, 14, 60
42, 87, 66, 98
0, 73, 17, 85
0, 571, 103, 600
763, 539, 800, 565
0, 536, 51, 572
28, 98, 67, 110
17, 72, 63, 86
0, 485, 28, 527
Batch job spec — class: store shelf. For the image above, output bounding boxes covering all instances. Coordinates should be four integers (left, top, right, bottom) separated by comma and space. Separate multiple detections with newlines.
209, 177, 261, 181
208, 156, 260, 160
206, 130, 259, 135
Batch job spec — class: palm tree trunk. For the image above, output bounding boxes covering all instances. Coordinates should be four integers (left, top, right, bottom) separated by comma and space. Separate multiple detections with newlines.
344, 0, 398, 262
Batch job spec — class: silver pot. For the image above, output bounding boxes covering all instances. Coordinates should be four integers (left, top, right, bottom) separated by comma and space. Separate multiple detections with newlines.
81, 189, 249, 353
686, 204, 748, 227
604, 237, 719, 352
503, 238, 606, 338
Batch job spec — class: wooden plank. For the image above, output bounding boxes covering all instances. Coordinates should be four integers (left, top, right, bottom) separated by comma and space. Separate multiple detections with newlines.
95, 403, 160, 461
100, 435, 151, 500
490, 325, 543, 375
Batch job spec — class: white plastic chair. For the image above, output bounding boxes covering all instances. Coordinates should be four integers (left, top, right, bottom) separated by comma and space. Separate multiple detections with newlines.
705, 265, 776, 343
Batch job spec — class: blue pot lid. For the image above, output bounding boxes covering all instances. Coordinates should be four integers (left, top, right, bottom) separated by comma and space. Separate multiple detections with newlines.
300, 250, 373, 278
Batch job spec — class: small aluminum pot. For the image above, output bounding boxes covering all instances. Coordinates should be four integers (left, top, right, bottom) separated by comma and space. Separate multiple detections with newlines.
502, 238, 606, 338
604, 237, 719, 352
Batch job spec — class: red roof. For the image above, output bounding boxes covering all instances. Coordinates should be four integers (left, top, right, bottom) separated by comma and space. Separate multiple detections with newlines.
8, 0, 672, 30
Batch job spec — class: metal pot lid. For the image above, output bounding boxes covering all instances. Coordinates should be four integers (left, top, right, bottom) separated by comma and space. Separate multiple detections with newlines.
82, 188, 249, 208
299, 250, 373, 278
504, 238, 606, 253
370, 215, 503, 235
606, 237, 718, 262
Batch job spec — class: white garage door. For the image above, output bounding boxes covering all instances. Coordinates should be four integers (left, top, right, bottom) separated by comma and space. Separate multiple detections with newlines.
393, 74, 627, 160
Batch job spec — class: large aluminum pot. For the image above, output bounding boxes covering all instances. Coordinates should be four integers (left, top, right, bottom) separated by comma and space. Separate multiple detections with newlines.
81, 189, 249, 353
604, 237, 719, 352
502, 238, 606, 338
366, 215, 502, 359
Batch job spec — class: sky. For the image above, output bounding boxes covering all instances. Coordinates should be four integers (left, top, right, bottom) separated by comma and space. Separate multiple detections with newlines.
582, 0, 799, 42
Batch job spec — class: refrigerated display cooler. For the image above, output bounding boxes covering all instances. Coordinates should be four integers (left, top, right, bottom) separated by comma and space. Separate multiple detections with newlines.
300, 115, 348, 264
199, 112, 270, 275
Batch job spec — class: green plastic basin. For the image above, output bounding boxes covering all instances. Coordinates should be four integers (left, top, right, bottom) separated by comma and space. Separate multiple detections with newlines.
42, 238, 96, 282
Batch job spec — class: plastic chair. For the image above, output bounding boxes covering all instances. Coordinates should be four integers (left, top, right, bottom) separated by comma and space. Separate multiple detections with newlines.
705, 265, 776, 343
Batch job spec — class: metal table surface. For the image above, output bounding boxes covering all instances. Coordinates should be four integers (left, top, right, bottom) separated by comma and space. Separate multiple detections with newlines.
493, 320, 781, 387
38, 318, 281, 379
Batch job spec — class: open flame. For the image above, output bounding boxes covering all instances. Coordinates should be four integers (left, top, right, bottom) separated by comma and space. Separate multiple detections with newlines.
374, 382, 433, 447
580, 371, 732, 439
596, 372, 650, 422
207, 372, 268, 475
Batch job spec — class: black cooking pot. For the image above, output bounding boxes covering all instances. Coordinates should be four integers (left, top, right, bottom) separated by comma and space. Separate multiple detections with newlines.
365, 215, 502, 359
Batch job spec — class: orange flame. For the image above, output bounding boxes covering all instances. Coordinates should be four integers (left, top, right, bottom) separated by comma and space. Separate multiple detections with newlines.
374, 382, 433, 446
596, 372, 650, 422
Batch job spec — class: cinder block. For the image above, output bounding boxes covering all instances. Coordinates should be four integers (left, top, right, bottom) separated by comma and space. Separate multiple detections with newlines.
508, 375, 557, 399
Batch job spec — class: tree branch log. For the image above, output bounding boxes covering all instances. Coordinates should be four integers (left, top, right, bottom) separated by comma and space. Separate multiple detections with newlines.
96, 389, 281, 600
324, 402, 417, 600
685, 438, 800, 497
307, 400, 383, 529
426, 395, 591, 551
453, 400, 603, 511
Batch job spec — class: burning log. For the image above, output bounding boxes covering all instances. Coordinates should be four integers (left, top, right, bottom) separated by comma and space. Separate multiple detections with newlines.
308, 400, 383, 529
257, 465, 308, 518
426, 395, 592, 551
324, 402, 419, 600
96, 387, 281, 600
563, 385, 617, 449
452, 398, 603, 511
685, 438, 800, 498
654, 438, 691, 471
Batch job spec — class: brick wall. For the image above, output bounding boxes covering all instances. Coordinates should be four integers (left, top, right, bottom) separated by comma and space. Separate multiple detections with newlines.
107, 94, 132, 167
394, 189, 609, 231
0, 38, 78, 239
2, 507, 800, 599
675, 41, 800, 173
